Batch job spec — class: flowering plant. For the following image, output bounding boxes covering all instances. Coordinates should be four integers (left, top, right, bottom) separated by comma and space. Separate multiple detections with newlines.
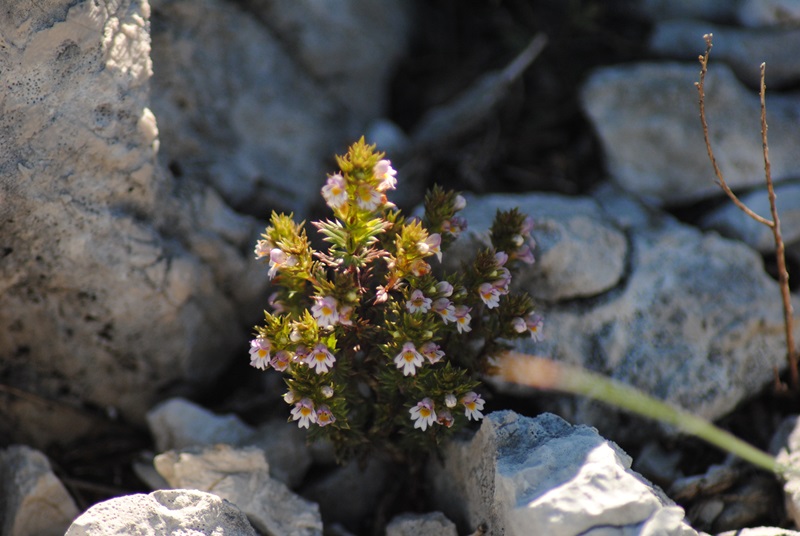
251, 138, 543, 461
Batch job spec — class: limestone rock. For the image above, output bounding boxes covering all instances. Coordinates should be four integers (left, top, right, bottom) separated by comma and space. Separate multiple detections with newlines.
650, 21, 800, 88
524, 204, 797, 428
145, 397, 312, 488
385, 512, 458, 536
239, 0, 410, 120
154, 444, 323, 536
428, 411, 699, 536
65, 489, 256, 535
0, 0, 267, 447
146, 397, 255, 453
0, 445, 80, 536
149, 0, 409, 217
581, 62, 800, 206
738, 0, 800, 27
451, 193, 627, 301
701, 183, 800, 253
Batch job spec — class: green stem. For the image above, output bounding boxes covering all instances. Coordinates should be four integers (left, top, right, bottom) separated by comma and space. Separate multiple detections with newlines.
499, 354, 796, 477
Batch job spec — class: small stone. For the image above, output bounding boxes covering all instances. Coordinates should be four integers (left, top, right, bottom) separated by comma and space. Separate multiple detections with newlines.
0, 445, 80, 536
385, 512, 458, 536
154, 444, 323, 536
428, 411, 698, 536
65, 489, 256, 535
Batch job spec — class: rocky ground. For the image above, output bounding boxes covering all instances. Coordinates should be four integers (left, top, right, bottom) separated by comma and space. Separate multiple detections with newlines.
6, 0, 800, 535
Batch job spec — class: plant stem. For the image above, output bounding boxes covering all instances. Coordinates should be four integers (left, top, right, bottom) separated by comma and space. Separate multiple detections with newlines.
696, 34, 798, 390
759, 62, 799, 390
496, 351, 796, 477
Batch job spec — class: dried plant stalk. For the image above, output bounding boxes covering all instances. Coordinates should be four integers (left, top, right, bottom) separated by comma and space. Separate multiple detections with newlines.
695, 33, 798, 390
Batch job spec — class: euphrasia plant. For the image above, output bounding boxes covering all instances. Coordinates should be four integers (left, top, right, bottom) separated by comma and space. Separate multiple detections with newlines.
250, 138, 543, 461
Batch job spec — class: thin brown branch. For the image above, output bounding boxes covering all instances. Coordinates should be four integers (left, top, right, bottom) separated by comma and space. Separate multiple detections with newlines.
759, 62, 799, 389
695, 34, 774, 228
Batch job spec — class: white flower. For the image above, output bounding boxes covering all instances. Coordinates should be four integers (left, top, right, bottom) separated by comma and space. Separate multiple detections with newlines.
316, 405, 336, 427
270, 350, 291, 371
433, 298, 456, 324
394, 342, 424, 376
374, 159, 397, 191
291, 398, 317, 428
321, 173, 348, 209
312, 296, 339, 328
406, 289, 432, 314
435, 281, 453, 297
420, 341, 444, 364
268, 248, 298, 279
356, 183, 382, 211
462, 392, 485, 421
305, 343, 336, 374
478, 282, 501, 309
514, 244, 535, 265
409, 398, 437, 431
338, 305, 354, 326
254, 239, 273, 259
418, 233, 442, 261
249, 337, 271, 370
525, 313, 544, 342
454, 305, 472, 333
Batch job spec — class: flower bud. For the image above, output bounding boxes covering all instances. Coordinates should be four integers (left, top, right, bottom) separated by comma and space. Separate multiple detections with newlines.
453, 194, 466, 211
445, 393, 457, 408
321, 385, 334, 398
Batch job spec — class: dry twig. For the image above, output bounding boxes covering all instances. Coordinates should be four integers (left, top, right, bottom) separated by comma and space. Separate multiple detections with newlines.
695, 33, 798, 390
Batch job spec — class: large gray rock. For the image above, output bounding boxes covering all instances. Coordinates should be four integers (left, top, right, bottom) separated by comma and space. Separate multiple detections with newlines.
0, 0, 267, 447
524, 187, 798, 428
149, 0, 409, 216
650, 21, 800, 88
239, 0, 410, 120
0, 445, 80, 536
581, 62, 800, 206
428, 411, 699, 536
701, 182, 800, 253
66, 489, 256, 535
146, 397, 312, 488
451, 193, 627, 302
154, 444, 323, 536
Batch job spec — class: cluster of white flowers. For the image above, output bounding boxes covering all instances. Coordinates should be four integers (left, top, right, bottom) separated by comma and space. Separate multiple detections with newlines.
409, 392, 485, 431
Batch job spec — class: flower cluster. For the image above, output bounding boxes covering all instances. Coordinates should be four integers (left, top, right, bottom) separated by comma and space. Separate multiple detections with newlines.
250, 138, 544, 461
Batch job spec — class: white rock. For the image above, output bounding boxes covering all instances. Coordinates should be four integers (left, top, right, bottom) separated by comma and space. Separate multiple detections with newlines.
145, 398, 312, 488
428, 411, 698, 536
452, 193, 627, 301
239, 0, 410, 119
701, 183, 800, 253
65, 488, 256, 535
739, 0, 800, 27
0, 445, 80, 536
0, 0, 268, 447
524, 210, 798, 427
154, 444, 323, 536
717, 529, 800, 536
385, 512, 458, 536
149, 0, 409, 217
146, 397, 255, 453
650, 21, 800, 88
581, 62, 800, 206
